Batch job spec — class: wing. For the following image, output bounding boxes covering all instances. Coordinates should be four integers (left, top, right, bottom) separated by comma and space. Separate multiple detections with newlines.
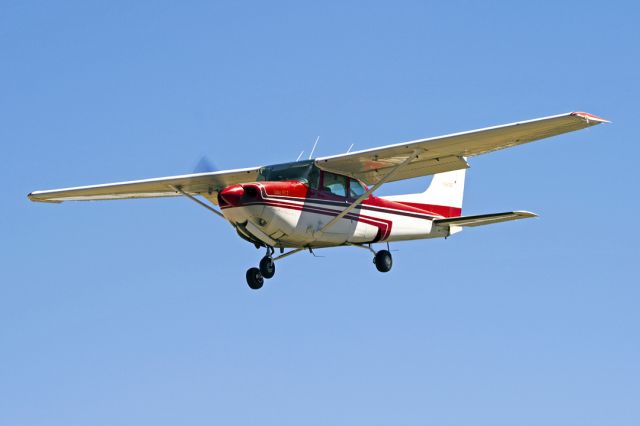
315, 112, 608, 185
28, 166, 260, 204
433, 211, 537, 227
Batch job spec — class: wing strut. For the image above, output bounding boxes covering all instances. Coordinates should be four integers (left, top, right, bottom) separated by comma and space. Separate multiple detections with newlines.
170, 185, 225, 219
316, 150, 422, 235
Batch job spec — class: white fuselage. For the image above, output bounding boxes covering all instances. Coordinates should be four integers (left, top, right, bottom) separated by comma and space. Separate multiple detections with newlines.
220, 184, 452, 248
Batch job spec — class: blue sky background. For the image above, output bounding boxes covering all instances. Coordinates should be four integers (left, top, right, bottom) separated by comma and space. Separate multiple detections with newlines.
2, 1, 639, 425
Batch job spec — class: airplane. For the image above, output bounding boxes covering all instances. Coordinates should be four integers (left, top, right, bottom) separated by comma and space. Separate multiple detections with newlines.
28, 111, 608, 289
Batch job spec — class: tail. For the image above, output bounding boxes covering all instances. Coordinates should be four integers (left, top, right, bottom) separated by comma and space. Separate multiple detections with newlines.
382, 168, 466, 217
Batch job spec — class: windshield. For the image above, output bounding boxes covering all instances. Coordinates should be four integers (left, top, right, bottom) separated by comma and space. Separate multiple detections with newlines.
257, 160, 319, 188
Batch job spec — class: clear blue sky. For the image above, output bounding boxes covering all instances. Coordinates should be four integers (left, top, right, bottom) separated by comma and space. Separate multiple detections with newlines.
2, 1, 639, 425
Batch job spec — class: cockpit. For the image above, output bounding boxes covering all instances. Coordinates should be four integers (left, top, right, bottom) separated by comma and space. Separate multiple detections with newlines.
257, 160, 320, 187
256, 160, 368, 199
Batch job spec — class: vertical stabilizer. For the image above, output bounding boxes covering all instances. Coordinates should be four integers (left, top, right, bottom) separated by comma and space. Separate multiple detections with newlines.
382, 167, 466, 217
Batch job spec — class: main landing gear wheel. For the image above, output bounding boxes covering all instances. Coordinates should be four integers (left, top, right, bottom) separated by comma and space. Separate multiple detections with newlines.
374, 249, 393, 273
259, 256, 276, 279
246, 267, 264, 290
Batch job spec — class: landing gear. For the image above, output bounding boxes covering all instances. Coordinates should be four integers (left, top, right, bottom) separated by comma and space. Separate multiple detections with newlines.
259, 256, 275, 279
374, 249, 393, 273
246, 267, 264, 290
347, 243, 394, 274
246, 246, 293, 290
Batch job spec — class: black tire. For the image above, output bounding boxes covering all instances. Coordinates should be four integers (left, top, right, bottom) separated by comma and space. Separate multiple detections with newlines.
374, 250, 393, 273
259, 256, 276, 279
246, 267, 264, 290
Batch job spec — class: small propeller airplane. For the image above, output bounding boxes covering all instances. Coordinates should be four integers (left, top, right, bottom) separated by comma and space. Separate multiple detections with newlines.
29, 112, 608, 289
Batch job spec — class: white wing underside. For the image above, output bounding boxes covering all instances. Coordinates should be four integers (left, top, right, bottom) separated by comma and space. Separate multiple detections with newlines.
28, 112, 607, 203
28, 167, 260, 204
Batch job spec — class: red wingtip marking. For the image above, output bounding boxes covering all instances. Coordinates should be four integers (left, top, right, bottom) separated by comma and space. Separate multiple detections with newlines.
570, 111, 611, 123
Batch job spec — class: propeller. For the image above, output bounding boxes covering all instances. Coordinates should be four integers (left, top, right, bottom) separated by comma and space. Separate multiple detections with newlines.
193, 155, 219, 173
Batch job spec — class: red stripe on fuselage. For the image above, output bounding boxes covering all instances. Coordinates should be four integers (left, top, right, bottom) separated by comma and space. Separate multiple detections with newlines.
389, 202, 462, 218
219, 181, 456, 242
258, 181, 443, 219
263, 194, 440, 220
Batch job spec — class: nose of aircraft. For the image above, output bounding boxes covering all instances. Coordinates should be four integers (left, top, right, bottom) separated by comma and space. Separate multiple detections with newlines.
219, 184, 245, 206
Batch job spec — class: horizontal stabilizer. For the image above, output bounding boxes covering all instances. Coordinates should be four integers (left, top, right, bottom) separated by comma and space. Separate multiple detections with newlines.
433, 211, 537, 227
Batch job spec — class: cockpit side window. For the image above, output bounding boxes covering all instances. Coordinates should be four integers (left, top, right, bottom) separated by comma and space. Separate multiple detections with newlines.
321, 172, 347, 197
348, 178, 366, 198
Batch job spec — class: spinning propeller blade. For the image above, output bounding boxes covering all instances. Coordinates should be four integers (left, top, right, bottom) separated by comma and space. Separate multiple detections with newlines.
193, 156, 219, 173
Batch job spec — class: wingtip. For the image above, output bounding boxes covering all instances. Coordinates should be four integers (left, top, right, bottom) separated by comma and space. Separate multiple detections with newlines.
514, 210, 538, 218
27, 191, 62, 203
570, 111, 611, 123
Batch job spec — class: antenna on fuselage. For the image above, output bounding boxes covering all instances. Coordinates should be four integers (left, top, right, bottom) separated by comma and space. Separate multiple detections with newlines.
308, 136, 320, 160
296, 150, 305, 161
346, 143, 354, 153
